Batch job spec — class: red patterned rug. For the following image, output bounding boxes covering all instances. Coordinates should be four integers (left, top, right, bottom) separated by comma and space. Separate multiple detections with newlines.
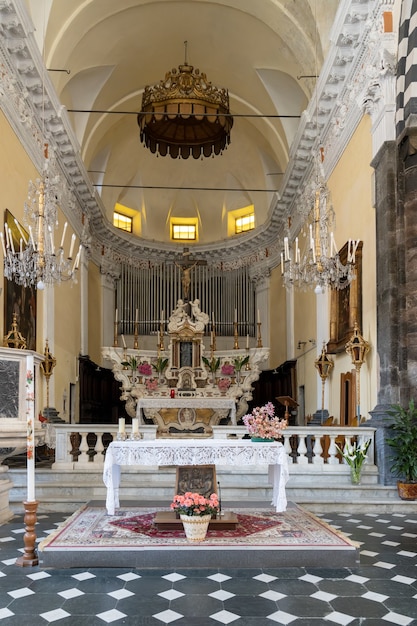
39, 503, 357, 550
110, 511, 282, 539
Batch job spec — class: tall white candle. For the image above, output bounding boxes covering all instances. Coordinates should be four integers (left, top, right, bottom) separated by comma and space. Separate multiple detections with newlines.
60, 222, 68, 249
212, 312, 215, 327
257, 309, 261, 324
115, 309, 118, 324
118, 418, 125, 434
161, 309, 164, 323
132, 418, 139, 434
121, 334, 127, 348
26, 355, 35, 502
246, 334, 249, 349
0, 233, 6, 256
69, 233, 76, 258
281, 252, 284, 274
135, 308, 139, 323
234, 309, 237, 323
284, 237, 289, 261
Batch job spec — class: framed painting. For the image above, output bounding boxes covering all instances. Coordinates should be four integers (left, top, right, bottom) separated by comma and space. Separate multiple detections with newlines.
3, 209, 37, 351
175, 465, 217, 499
327, 240, 362, 354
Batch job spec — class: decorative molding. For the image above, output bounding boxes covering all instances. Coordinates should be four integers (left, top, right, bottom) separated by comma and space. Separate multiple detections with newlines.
0, 0, 391, 273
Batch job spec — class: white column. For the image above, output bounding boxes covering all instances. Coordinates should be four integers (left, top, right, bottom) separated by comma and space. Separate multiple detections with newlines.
80, 255, 89, 356
316, 289, 330, 411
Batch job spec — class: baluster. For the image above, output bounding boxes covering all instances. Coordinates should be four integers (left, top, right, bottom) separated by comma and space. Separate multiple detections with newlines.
283, 434, 293, 461
78, 432, 90, 465
95, 432, 105, 465
312, 436, 323, 464
297, 433, 309, 465
327, 434, 339, 465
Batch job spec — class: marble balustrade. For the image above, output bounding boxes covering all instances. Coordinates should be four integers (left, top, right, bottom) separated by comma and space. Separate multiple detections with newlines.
47, 424, 376, 472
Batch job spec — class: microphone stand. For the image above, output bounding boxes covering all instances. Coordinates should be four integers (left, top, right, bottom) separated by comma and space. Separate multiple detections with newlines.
217, 481, 223, 518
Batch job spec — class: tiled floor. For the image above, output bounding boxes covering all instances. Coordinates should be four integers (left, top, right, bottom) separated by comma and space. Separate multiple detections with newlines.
0, 510, 416, 625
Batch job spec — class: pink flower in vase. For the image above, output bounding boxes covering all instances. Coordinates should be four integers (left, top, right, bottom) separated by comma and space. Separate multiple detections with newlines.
138, 362, 152, 376
145, 377, 158, 392
218, 377, 231, 392
221, 363, 235, 376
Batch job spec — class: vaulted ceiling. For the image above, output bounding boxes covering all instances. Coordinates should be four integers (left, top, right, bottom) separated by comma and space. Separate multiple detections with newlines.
24, 0, 339, 257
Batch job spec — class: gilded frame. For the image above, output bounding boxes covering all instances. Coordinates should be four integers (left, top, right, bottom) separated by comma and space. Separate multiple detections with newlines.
327, 240, 363, 354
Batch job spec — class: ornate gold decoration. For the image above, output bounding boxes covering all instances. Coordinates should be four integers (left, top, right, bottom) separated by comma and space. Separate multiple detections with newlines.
138, 42, 233, 159
3, 312, 27, 349
40, 339, 56, 411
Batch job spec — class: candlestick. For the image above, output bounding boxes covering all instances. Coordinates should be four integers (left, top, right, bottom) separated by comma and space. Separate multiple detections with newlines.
257, 321, 263, 348
233, 321, 239, 350
113, 321, 118, 347
134, 321, 139, 350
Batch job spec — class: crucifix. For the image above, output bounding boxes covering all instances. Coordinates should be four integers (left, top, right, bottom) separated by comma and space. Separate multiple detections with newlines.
175, 248, 207, 301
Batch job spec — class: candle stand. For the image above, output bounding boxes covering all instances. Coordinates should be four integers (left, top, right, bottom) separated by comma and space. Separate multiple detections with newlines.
15, 500, 39, 567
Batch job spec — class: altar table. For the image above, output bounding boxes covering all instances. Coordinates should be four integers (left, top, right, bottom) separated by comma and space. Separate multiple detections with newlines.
137, 397, 237, 424
103, 439, 289, 516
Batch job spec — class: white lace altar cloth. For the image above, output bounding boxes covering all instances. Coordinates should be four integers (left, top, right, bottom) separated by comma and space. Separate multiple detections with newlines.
137, 397, 237, 424
103, 439, 289, 516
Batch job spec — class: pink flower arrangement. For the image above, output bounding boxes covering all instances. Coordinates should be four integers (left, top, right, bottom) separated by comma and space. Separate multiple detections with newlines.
170, 492, 219, 517
145, 377, 158, 391
218, 377, 231, 392
138, 362, 152, 376
221, 363, 235, 376
242, 402, 288, 439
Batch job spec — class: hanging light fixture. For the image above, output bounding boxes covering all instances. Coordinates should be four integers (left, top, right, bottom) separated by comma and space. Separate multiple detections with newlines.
1, 144, 81, 291
281, 161, 360, 293
137, 41, 233, 159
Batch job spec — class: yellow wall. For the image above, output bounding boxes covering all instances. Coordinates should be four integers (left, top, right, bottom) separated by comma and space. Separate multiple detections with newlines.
0, 111, 83, 419
327, 115, 377, 420
88, 260, 102, 364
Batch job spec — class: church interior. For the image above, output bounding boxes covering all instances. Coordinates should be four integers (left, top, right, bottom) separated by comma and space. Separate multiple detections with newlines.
1, 0, 417, 623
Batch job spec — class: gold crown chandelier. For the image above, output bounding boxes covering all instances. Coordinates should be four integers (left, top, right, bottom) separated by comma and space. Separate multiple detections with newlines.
137, 42, 233, 159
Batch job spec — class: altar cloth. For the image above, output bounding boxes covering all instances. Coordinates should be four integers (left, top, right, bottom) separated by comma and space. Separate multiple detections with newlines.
103, 438, 289, 515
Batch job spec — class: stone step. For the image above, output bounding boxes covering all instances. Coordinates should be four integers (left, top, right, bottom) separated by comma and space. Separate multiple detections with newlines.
6, 467, 407, 514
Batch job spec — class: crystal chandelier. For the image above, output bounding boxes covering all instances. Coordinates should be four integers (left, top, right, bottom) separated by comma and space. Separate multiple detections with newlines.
1, 146, 81, 290
281, 163, 359, 293
137, 42, 233, 159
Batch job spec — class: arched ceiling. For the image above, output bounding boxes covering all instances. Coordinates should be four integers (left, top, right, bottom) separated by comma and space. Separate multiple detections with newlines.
25, 0, 339, 251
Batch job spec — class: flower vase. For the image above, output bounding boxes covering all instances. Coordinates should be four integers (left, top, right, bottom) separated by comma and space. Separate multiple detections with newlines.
350, 467, 361, 485
180, 514, 211, 542
251, 436, 274, 442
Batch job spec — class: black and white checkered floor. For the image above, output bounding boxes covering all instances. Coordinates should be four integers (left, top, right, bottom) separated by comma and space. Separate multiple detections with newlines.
0, 509, 416, 625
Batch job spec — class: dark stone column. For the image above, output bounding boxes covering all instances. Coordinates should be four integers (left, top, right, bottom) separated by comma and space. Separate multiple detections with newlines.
368, 141, 402, 484
370, 141, 401, 406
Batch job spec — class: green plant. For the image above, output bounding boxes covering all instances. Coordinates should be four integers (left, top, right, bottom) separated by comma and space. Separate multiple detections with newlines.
152, 357, 168, 374
233, 355, 249, 371
202, 356, 220, 373
386, 400, 417, 483
121, 355, 139, 370
335, 439, 371, 475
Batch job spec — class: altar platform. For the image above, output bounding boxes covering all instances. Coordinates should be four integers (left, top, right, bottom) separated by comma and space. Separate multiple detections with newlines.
38, 500, 359, 570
